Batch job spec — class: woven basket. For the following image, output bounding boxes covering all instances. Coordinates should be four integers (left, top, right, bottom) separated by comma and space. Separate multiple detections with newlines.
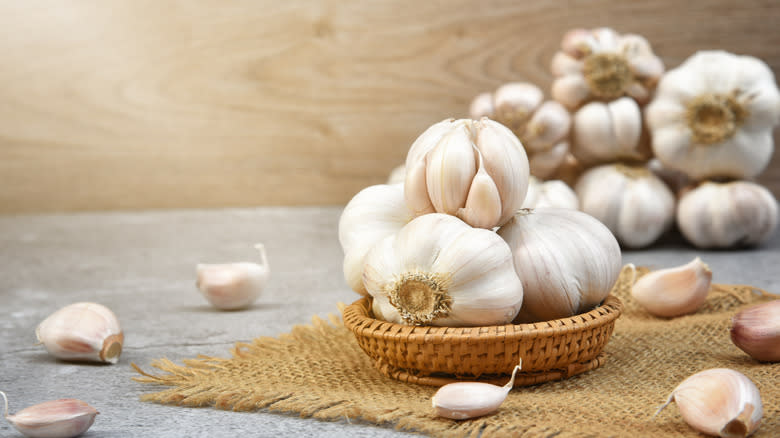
342, 295, 622, 387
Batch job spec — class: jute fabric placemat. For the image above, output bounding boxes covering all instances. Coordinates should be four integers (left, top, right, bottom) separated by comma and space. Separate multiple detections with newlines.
133, 268, 779, 437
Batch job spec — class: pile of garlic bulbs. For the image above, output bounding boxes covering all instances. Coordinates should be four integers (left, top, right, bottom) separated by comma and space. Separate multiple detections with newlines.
340, 118, 622, 327
464, 27, 780, 249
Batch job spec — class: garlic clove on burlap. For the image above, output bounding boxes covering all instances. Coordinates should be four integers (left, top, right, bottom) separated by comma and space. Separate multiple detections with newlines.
432, 362, 522, 420
339, 183, 412, 295
363, 213, 523, 326
36, 302, 123, 364
1, 392, 98, 438
631, 257, 712, 318
676, 181, 779, 249
497, 208, 621, 323
656, 368, 763, 438
646, 50, 780, 181
521, 176, 579, 210
404, 118, 529, 229
575, 163, 675, 248
571, 97, 648, 166
730, 300, 780, 362
196, 244, 270, 310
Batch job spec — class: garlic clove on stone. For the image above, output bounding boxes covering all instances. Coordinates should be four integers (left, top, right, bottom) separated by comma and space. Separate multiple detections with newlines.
468, 92, 495, 119
497, 208, 621, 322
522, 176, 579, 210
631, 257, 712, 318
730, 300, 780, 362
36, 302, 123, 364
528, 141, 569, 180
676, 181, 779, 249
432, 362, 522, 420
196, 244, 269, 310
1, 391, 98, 438
656, 368, 763, 438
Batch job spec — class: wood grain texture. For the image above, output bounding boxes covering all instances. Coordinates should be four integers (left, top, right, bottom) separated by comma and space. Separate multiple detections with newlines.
0, 0, 779, 212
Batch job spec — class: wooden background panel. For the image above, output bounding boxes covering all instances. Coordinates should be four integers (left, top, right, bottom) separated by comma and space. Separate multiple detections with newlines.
0, 0, 779, 213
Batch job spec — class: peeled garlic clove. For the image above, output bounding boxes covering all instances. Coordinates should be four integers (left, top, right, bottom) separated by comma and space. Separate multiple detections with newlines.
1, 391, 98, 438
468, 92, 495, 119
731, 300, 780, 362
631, 257, 712, 318
196, 244, 270, 310
36, 302, 123, 364
432, 363, 522, 420
656, 368, 762, 437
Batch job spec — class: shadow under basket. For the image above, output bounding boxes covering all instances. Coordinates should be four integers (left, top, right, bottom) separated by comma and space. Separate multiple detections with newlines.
342, 295, 622, 387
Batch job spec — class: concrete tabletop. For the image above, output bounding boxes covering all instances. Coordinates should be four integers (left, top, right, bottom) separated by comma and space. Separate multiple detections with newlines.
1, 207, 778, 437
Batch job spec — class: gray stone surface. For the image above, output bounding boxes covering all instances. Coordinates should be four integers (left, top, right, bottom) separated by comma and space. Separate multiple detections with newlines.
0, 207, 778, 437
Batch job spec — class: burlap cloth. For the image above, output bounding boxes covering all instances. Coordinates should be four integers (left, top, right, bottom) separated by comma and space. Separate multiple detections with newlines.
133, 268, 779, 437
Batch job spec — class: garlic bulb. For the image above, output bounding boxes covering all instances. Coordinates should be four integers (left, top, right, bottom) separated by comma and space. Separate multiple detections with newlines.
730, 300, 780, 362
676, 181, 778, 249
522, 176, 579, 210
571, 97, 649, 165
576, 164, 675, 248
468, 84, 571, 179
386, 164, 405, 185
646, 51, 780, 181
339, 183, 412, 295
1, 392, 98, 438
551, 27, 664, 109
656, 368, 763, 437
196, 244, 270, 310
497, 208, 621, 322
404, 118, 530, 229
432, 362, 522, 420
631, 257, 712, 318
363, 213, 523, 326
36, 302, 123, 364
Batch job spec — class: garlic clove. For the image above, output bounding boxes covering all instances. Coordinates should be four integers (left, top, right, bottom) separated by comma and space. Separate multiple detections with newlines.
628, 54, 665, 85
425, 126, 477, 215
522, 176, 579, 210
528, 141, 569, 180
523, 101, 571, 153
631, 257, 712, 318
432, 362, 522, 420
656, 368, 762, 438
551, 74, 590, 110
36, 302, 123, 364
550, 51, 583, 76
468, 92, 495, 119
456, 153, 502, 229
403, 154, 437, 217
572, 101, 616, 164
730, 300, 780, 362
196, 244, 269, 310
607, 97, 642, 156
561, 28, 595, 58
591, 27, 620, 51
2, 391, 98, 438
493, 83, 544, 133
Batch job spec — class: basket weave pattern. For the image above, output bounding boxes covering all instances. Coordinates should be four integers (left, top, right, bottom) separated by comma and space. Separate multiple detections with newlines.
342, 295, 622, 385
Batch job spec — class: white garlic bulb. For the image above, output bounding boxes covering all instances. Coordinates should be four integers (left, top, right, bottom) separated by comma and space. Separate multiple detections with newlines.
677, 181, 778, 248
730, 300, 780, 362
404, 118, 530, 229
522, 176, 579, 210
36, 302, 123, 364
576, 164, 675, 248
386, 164, 405, 185
432, 362, 522, 420
656, 368, 763, 437
646, 50, 780, 181
196, 244, 270, 310
571, 97, 648, 165
1, 392, 99, 438
363, 213, 523, 326
631, 257, 712, 318
497, 208, 621, 322
551, 27, 664, 109
338, 183, 412, 295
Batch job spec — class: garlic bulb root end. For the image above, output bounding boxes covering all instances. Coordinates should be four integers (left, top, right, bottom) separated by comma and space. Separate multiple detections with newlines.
386, 271, 453, 325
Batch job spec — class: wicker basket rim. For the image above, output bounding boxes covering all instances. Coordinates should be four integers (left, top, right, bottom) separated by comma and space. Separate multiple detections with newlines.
343, 294, 622, 341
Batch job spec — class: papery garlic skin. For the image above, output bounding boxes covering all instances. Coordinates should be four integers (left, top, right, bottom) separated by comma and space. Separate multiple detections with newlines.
522, 176, 579, 210
432, 363, 522, 420
731, 300, 780, 362
551, 27, 664, 109
36, 302, 123, 364
571, 97, 648, 165
363, 213, 523, 327
677, 181, 778, 249
631, 257, 712, 318
576, 164, 675, 248
339, 183, 412, 295
404, 118, 529, 229
497, 208, 621, 323
1, 392, 98, 438
196, 244, 269, 310
646, 51, 780, 181
657, 368, 762, 438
